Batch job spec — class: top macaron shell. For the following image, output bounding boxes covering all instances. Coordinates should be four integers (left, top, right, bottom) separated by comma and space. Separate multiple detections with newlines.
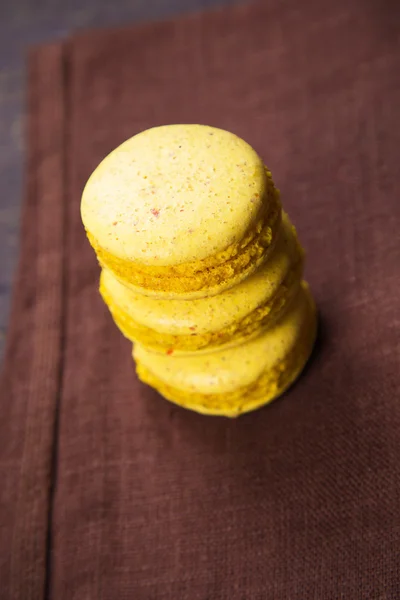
81, 124, 268, 267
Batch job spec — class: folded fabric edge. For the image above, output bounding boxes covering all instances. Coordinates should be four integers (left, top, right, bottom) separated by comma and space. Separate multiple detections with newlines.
0, 42, 68, 599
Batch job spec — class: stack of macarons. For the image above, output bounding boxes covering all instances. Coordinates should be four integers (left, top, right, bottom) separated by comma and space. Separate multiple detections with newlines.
81, 124, 317, 416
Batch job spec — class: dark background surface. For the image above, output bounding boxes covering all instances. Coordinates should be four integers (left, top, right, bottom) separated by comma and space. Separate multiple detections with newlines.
0, 0, 240, 359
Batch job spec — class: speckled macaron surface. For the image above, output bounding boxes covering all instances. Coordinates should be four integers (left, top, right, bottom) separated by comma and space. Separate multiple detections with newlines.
81, 124, 281, 297
82, 124, 269, 265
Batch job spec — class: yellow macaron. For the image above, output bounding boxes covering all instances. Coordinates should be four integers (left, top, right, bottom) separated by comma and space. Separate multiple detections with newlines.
100, 213, 304, 354
81, 124, 281, 299
134, 282, 317, 417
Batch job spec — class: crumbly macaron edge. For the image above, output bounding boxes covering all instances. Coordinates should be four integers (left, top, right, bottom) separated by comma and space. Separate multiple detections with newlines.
100, 248, 304, 354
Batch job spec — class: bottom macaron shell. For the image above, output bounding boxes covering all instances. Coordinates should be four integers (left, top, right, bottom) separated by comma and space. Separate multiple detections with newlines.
134, 283, 317, 417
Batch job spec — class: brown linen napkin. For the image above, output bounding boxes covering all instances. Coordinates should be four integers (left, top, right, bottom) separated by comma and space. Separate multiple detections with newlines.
1, 1, 400, 598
